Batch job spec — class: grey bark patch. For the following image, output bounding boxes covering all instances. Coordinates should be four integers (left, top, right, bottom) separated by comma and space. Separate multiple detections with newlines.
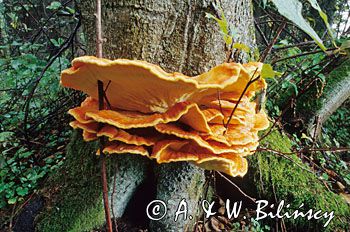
150, 162, 205, 231
108, 155, 151, 218
13, 196, 44, 232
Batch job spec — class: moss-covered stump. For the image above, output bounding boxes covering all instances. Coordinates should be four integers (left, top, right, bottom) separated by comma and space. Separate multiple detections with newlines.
247, 129, 350, 231
36, 131, 151, 232
36, 131, 104, 232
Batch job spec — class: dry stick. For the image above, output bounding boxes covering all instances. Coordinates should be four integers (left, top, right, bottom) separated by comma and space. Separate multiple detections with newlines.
257, 147, 315, 175
201, 172, 214, 230
103, 80, 112, 109
257, 146, 350, 154
254, 19, 269, 47
111, 162, 119, 231
310, 116, 320, 170
2, 192, 36, 230
224, 68, 259, 132
23, 15, 81, 142
259, 21, 286, 62
216, 171, 256, 203
95, 0, 113, 231
273, 41, 315, 51
95, 0, 103, 58
271, 47, 337, 65
257, 146, 349, 185
98, 81, 113, 232
8, 202, 16, 231
307, 147, 350, 152
216, 89, 225, 127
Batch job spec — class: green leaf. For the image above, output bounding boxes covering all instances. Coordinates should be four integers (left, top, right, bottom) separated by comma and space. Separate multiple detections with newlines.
0, 132, 14, 142
318, 73, 326, 82
344, 175, 350, 185
261, 64, 281, 79
10, 59, 22, 69
11, 41, 22, 46
271, 0, 327, 51
232, 43, 250, 53
321, 173, 329, 181
46, 1, 62, 10
262, 0, 268, 8
307, 0, 335, 40
50, 38, 59, 47
7, 198, 17, 204
16, 187, 29, 196
340, 40, 350, 55
301, 133, 313, 142
205, 9, 232, 46
19, 151, 33, 159
340, 40, 350, 49
65, 6, 75, 14
261, 64, 275, 79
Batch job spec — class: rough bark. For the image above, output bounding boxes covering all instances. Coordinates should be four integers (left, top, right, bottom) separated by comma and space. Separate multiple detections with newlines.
42, 0, 256, 231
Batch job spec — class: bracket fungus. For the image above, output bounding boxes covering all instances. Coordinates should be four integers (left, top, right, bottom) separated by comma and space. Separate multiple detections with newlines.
61, 56, 269, 177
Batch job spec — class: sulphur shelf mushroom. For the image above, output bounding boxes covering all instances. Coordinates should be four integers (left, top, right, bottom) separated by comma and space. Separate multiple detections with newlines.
61, 56, 269, 177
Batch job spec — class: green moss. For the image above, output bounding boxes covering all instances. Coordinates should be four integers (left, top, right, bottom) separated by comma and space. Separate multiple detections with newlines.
248, 129, 350, 231
297, 58, 350, 115
36, 131, 105, 232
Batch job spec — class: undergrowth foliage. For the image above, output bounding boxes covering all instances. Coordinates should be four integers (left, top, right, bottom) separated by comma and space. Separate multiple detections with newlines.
0, 50, 71, 208
0, 0, 83, 219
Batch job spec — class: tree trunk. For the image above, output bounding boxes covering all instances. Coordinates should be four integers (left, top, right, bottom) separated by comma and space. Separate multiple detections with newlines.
297, 58, 350, 136
38, 0, 257, 231
80, 1, 256, 231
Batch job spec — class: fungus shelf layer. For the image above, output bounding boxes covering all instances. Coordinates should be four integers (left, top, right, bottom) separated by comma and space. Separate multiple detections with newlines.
62, 56, 269, 177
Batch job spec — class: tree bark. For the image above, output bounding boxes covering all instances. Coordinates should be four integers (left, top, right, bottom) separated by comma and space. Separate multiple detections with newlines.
65, 0, 257, 231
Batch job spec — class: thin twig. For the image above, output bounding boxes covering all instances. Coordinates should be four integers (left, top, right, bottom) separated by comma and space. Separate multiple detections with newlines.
224, 68, 259, 131
98, 81, 113, 232
8, 203, 16, 231
273, 41, 315, 51
254, 19, 269, 47
111, 162, 118, 232
216, 171, 256, 203
259, 21, 286, 62
257, 146, 350, 155
257, 147, 315, 174
23, 13, 81, 142
96, 0, 103, 58
216, 89, 225, 127
271, 48, 337, 65
95, 0, 113, 231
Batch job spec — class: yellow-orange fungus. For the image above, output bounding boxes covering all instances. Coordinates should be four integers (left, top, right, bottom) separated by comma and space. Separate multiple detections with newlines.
62, 56, 269, 177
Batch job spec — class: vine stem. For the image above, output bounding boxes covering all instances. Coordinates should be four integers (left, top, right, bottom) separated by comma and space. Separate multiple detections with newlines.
95, 0, 113, 231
